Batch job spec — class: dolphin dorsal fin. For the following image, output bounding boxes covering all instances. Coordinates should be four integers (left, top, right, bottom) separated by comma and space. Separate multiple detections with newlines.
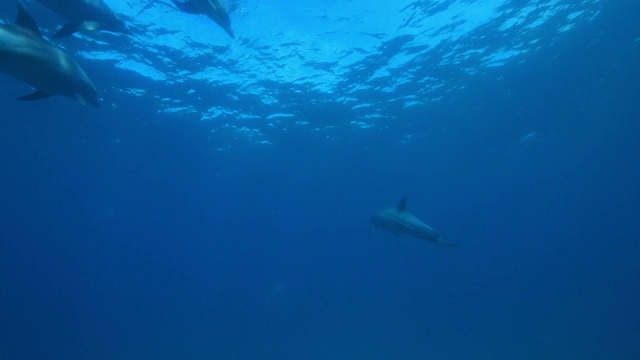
397, 197, 407, 211
173, 0, 200, 14
15, 1, 42, 38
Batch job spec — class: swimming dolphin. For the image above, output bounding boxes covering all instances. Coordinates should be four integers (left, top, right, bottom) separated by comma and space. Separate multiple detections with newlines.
172, 0, 235, 38
371, 197, 456, 247
36, 0, 130, 38
0, 1, 100, 107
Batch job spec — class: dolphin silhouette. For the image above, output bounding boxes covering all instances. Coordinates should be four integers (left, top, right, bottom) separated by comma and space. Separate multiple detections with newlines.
36, 0, 130, 38
0, 1, 100, 107
371, 197, 457, 247
173, 0, 235, 38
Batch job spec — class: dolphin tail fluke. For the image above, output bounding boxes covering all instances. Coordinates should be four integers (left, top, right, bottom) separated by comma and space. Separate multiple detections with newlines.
16, 90, 52, 102
53, 21, 82, 39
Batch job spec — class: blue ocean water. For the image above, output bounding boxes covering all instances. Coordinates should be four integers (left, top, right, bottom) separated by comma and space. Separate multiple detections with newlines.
1, 0, 639, 359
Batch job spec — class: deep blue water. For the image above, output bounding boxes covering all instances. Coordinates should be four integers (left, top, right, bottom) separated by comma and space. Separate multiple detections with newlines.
1, 0, 639, 359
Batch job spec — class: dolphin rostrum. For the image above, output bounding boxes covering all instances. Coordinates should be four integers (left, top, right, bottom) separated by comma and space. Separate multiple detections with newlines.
371, 197, 457, 247
172, 0, 235, 38
36, 0, 130, 38
0, 1, 100, 107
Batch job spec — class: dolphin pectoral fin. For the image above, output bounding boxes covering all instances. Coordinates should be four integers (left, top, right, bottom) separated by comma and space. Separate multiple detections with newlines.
173, 0, 200, 14
15, 1, 42, 38
16, 90, 52, 101
52, 21, 83, 39
75, 94, 88, 107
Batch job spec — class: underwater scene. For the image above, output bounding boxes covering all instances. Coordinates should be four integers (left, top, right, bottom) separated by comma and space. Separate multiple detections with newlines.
0, 0, 639, 359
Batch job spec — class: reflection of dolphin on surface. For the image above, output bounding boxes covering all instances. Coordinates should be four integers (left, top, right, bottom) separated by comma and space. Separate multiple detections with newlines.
371, 197, 458, 247
0, 1, 100, 107
36, 0, 130, 38
172, 0, 235, 38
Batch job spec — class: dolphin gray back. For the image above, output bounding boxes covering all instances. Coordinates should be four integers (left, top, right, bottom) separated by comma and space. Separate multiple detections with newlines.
0, 1, 100, 107
370, 197, 444, 244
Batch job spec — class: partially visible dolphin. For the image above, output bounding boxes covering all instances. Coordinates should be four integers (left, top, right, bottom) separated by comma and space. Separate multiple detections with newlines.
36, 0, 130, 38
371, 197, 457, 247
172, 0, 235, 38
0, 1, 100, 107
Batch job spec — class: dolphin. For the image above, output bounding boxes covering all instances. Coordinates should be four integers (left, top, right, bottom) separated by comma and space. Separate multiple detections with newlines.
371, 197, 457, 247
36, 0, 130, 38
0, 1, 100, 107
172, 0, 235, 38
